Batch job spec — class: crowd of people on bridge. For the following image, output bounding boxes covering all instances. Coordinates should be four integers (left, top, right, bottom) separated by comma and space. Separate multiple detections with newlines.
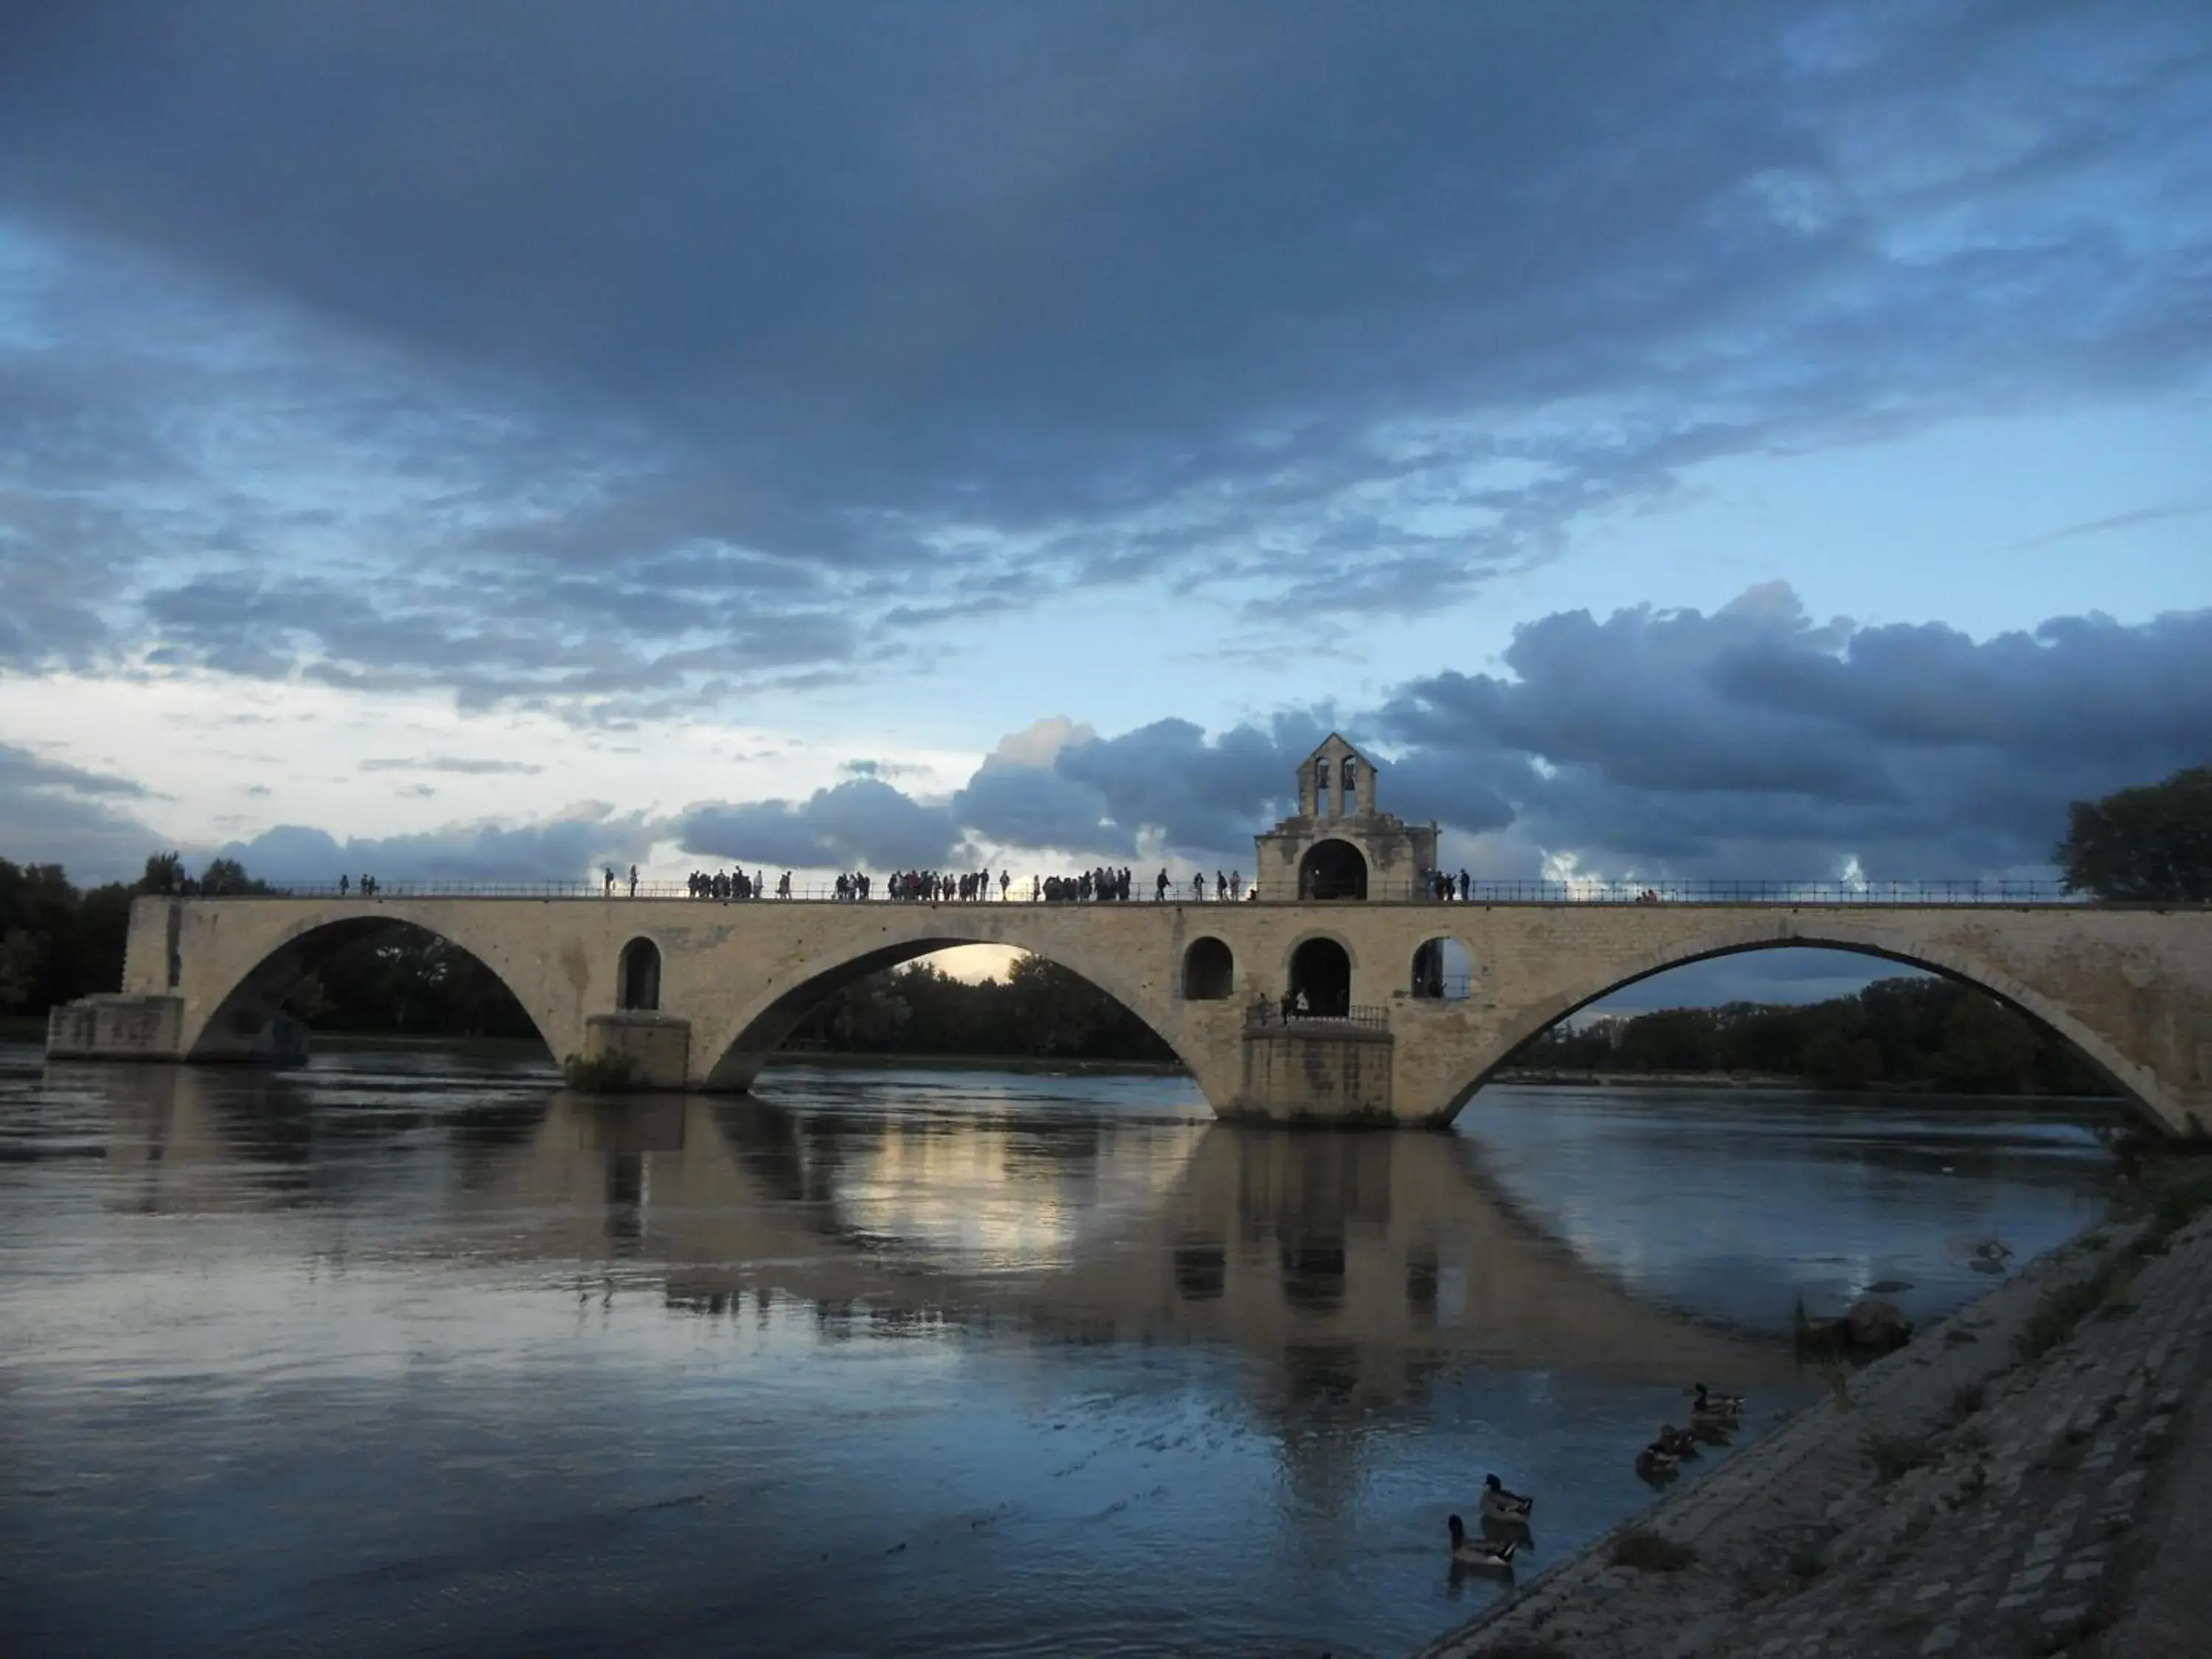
683, 867, 766, 900
647, 863, 1261, 902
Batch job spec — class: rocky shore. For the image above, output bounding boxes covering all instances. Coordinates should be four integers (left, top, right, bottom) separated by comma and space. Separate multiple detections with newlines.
1416, 1181, 2212, 1659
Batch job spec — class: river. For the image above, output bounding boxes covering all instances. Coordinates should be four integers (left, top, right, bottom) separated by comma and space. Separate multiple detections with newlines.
0, 1046, 2118, 1658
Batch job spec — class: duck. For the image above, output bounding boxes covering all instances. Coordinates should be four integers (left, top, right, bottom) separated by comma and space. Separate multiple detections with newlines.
1655, 1425, 1700, 1459
1447, 1514, 1517, 1571
1635, 1444, 1680, 1484
1479, 1472, 1535, 1524
1692, 1383, 1744, 1419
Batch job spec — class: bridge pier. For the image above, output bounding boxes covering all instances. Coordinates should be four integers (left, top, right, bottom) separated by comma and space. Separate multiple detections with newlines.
1235, 1015, 1399, 1125
46, 994, 187, 1061
581, 1012, 692, 1088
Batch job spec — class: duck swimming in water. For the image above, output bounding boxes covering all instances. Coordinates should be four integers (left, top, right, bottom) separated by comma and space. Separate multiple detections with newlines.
1635, 1444, 1680, 1484
1480, 1472, 1535, 1523
1447, 1514, 1517, 1571
1692, 1383, 1743, 1420
1655, 1425, 1700, 1459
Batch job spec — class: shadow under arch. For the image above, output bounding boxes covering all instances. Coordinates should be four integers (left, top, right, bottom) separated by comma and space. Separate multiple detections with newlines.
188, 914, 560, 1065
1434, 927, 2152, 1127
699, 932, 1203, 1091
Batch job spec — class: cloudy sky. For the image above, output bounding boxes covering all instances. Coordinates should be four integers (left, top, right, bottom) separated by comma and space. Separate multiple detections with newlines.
3, 2, 2208, 1003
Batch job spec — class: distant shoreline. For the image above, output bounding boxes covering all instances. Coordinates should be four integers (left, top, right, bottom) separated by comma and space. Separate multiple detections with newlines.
1487, 1065, 2118, 1101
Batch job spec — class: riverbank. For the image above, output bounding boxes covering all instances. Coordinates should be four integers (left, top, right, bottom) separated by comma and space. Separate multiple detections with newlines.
1416, 1167, 2212, 1659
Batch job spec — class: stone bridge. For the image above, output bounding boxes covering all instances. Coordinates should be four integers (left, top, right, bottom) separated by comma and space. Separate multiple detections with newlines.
49, 886, 2212, 1135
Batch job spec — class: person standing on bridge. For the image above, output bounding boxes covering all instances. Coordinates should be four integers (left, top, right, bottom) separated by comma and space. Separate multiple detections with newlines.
1460, 869, 1470, 901
603, 866, 615, 897
1156, 869, 1169, 901
628, 865, 639, 898
338, 874, 349, 897
1192, 872, 1204, 902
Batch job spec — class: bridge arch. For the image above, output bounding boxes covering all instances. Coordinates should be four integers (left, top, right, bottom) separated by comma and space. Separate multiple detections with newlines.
1287, 935, 1353, 1018
1182, 937, 1234, 1001
617, 936, 663, 1012
1298, 838, 1367, 900
695, 924, 1218, 1096
1410, 934, 1472, 1001
1427, 917, 2167, 1130
183, 910, 564, 1065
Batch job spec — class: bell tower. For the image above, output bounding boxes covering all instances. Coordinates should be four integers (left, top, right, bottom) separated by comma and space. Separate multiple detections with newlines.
1252, 734, 1438, 902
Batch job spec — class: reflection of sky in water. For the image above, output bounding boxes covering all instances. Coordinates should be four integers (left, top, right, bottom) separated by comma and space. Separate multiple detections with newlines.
0, 1048, 2120, 1659
1458, 1085, 2115, 1329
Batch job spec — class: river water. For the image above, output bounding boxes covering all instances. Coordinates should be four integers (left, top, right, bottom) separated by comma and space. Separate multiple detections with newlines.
0, 1046, 2117, 1658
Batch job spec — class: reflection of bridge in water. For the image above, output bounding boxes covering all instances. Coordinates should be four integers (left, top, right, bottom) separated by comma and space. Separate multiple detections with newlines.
90, 1065, 1798, 1395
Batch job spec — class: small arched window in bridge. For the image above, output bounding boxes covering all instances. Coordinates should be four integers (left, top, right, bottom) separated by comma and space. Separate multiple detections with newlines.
617, 936, 661, 1012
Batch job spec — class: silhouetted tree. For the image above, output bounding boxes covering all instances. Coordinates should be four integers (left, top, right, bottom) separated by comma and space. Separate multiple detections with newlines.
2056, 765, 2212, 902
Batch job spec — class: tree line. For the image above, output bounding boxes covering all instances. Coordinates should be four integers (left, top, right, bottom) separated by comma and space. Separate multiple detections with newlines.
1503, 974, 2113, 1095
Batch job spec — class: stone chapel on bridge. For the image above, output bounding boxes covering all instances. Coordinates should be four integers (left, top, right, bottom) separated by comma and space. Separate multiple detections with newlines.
1252, 734, 1439, 902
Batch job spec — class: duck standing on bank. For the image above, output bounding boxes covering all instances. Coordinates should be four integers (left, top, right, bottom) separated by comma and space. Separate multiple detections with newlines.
1478, 1472, 1534, 1525
1447, 1514, 1517, 1571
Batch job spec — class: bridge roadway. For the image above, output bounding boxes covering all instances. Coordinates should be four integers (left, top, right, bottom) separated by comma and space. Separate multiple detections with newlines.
48, 891, 2212, 1134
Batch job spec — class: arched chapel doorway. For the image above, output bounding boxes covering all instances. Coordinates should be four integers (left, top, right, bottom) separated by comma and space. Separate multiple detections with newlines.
1298, 839, 1367, 900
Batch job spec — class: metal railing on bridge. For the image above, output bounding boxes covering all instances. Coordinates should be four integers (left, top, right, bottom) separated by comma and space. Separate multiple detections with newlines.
165, 877, 2110, 906
1244, 1001, 1391, 1032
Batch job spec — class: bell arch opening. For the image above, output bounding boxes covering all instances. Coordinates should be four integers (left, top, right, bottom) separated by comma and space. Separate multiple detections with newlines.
1298, 838, 1367, 900
1287, 936, 1352, 1018
191, 917, 556, 1065
703, 936, 1199, 1091
617, 936, 662, 1012
1438, 939, 2140, 1128
1411, 936, 1473, 1001
1183, 937, 1234, 1001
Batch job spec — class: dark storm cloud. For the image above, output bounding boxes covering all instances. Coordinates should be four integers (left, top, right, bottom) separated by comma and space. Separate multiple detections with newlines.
1, 1, 2207, 699
1375, 588, 2212, 877
673, 779, 963, 872
1051, 715, 1335, 854
218, 810, 657, 885
650, 591, 2212, 877
0, 744, 164, 874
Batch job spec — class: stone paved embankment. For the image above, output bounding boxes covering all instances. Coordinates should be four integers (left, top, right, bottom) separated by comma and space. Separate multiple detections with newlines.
1416, 1200, 2212, 1659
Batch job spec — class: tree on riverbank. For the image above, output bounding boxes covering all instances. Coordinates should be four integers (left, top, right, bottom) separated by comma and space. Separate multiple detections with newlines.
2057, 764, 2212, 902
1508, 974, 2112, 1095
782, 956, 1177, 1063
0, 861, 135, 1015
